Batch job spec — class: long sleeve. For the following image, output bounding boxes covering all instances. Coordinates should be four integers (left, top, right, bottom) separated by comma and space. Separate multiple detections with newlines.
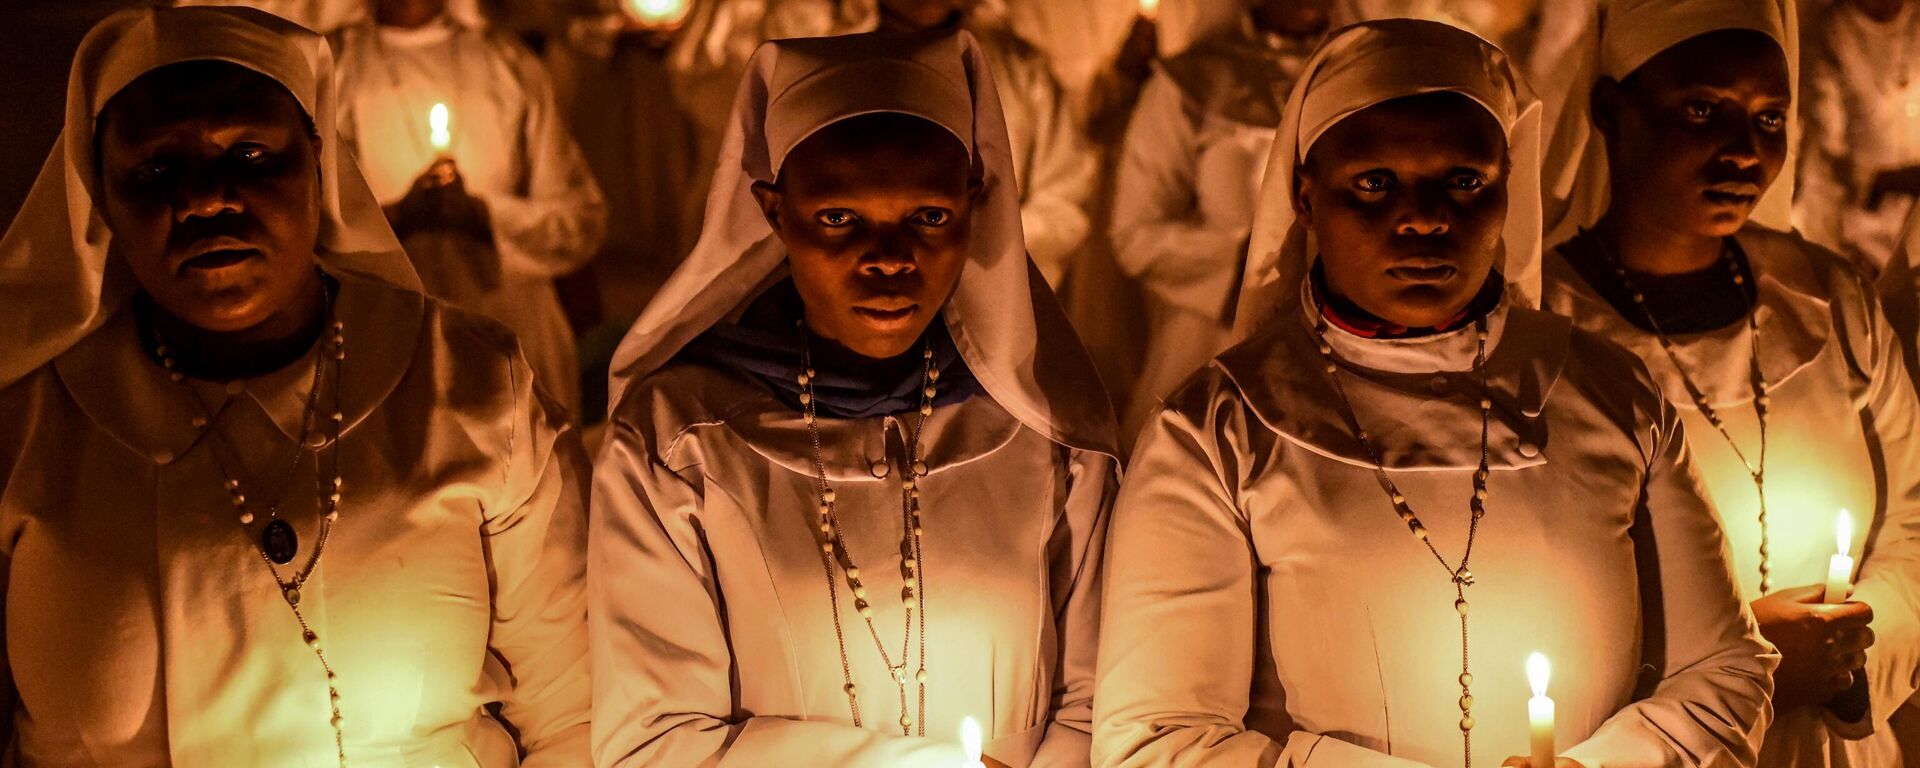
475, 39, 608, 280
588, 419, 968, 768
1832, 277, 1920, 740
1093, 391, 1286, 767
1008, 54, 1097, 288
485, 351, 594, 766
1561, 402, 1778, 768
1795, 24, 1852, 255
1110, 72, 1250, 319
1031, 451, 1118, 767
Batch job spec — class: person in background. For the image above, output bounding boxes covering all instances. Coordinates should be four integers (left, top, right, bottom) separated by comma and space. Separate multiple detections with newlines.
333, 0, 607, 415
1797, 0, 1920, 273
1108, 0, 1328, 440
0, 7, 590, 764
1096, 18, 1775, 767
1538, 1, 1920, 765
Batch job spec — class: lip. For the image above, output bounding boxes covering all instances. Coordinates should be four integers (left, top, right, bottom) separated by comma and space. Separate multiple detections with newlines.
851, 303, 920, 329
1702, 181, 1761, 208
1385, 263, 1458, 284
177, 237, 262, 273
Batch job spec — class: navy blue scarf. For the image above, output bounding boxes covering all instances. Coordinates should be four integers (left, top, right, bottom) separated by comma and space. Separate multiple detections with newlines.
674, 280, 981, 419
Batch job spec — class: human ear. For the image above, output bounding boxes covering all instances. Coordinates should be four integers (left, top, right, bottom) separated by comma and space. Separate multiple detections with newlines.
750, 180, 783, 230
1590, 76, 1624, 141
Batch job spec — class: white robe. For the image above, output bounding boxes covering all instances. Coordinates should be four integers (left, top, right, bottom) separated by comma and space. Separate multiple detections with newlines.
333, 17, 607, 415
1109, 29, 1312, 439
1542, 227, 1920, 768
1094, 289, 1777, 767
0, 272, 592, 766
590, 361, 1115, 767
1796, 1, 1920, 273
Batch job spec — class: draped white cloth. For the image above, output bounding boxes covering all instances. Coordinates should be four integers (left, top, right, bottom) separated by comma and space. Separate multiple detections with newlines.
1795, 1, 1920, 272
333, 14, 608, 414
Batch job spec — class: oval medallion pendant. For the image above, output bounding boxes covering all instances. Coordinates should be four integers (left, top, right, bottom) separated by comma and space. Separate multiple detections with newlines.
262, 520, 298, 564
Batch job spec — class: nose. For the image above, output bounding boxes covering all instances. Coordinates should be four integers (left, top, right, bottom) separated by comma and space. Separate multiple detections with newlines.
860, 224, 918, 277
1714, 115, 1763, 171
1394, 184, 1451, 237
171, 167, 242, 223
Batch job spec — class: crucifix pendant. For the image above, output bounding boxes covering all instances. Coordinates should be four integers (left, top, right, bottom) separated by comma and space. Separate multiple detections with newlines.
263, 519, 298, 565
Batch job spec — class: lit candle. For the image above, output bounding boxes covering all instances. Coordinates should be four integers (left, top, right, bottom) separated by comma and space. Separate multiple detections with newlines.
1527, 652, 1555, 768
1825, 509, 1856, 604
1139, 0, 1160, 21
429, 102, 451, 153
622, 0, 690, 28
960, 716, 985, 768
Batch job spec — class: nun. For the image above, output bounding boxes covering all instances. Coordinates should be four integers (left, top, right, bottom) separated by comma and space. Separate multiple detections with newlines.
0, 6, 590, 766
1095, 19, 1775, 767
332, 0, 608, 414
588, 29, 1120, 768
1536, 1, 1920, 765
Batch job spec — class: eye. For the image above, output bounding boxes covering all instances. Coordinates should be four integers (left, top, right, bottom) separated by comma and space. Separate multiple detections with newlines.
817, 210, 856, 228
913, 208, 952, 227
1683, 100, 1715, 122
1353, 172, 1394, 197
131, 161, 173, 185
232, 144, 269, 163
1448, 173, 1486, 192
1755, 110, 1787, 133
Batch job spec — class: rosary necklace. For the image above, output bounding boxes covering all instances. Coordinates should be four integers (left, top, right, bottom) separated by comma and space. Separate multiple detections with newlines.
151, 283, 351, 766
1594, 237, 1773, 592
799, 324, 935, 736
1312, 314, 1491, 768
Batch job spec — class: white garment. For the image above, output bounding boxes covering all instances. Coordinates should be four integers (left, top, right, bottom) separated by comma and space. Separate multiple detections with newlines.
333, 16, 607, 414
1543, 227, 1920, 768
591, 29, 1121, 767
1095, 288, 1777, 768
1797, 1, 1920, 272
1109, 25, 1311, 438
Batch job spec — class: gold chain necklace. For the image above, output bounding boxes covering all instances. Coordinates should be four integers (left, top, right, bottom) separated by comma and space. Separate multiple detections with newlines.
151, 288, 350, 767
799, 329, 936, 736
1311, 314, 1491, 768
1593, 237, 1772, 592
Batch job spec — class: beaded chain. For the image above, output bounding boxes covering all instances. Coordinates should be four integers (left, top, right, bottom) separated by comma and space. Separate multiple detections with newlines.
800, 327, 937, 736
1595, 240, 1773, 592
1312, 315, 1492, 768
151, 285, 350, 767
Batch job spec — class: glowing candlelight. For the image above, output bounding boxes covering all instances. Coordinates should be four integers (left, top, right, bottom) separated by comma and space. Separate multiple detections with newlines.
1139, 0, 1159, 21
1527, 652, 1555, 768
960, 716, 984, 768
429, 102, 451, 153
1825, 509, 1856, 604
622, 0, 690, 28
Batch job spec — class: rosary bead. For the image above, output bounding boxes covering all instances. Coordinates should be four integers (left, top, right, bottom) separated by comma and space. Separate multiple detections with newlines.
1479, 398, 1492, 410
1459, 694, 1474, 710
1459, 672, 1473, 687
239, 512, 255, 525
799, 392, 812, 406
928, 369, 940, 381
845, 566, 860, 580
1459, 716, 1475, 732
903, 558, 917, 571
900, 714, 914, 728
821, 542, 835, 555
796, 372, 810, 386
844, 683, 857, 694
820, 522, 833, 536
911, 460, 928, 476
852, 585, 867, 600
305, 632, 321, 648
919, 404, 933, 416
922, 386, 936, 399
822, 489, 837, 504
232, 494, 247, 506
857, 602, 874, 619
325, 510, 339, 522
1454, 598, 1469, 616
191, 416, 208, 428
169, 372, 185, 382
916, 669, 927, 683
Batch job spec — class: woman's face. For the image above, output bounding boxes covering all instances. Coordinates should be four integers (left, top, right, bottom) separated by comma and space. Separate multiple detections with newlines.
1296, 92, 1509, 327
96, 61, 323, 335
1593, 29, 1791, 240
752, 114, 979, 359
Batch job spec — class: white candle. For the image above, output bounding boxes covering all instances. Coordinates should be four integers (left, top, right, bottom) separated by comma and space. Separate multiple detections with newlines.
623, 0, 689, 27
960, 716, 985, 768
1139, 0, 1160, 21
1825, 509, 1856, 604
1527, 652, 1555, 768
429, 102, 451, 153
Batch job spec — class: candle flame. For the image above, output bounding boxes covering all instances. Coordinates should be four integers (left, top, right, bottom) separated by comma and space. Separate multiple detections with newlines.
1139, 0, 1159, 19
960, 716, 982, 762
1837, 509, 1853, 557
623, 0, 689, 25
1527, 652, 1550, 698
429, 102, 451, 151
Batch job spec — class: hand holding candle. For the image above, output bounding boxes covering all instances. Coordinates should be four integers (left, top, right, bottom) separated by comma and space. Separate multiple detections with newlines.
1825, 509, 1856, 604
1527, 652, 1555, 768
